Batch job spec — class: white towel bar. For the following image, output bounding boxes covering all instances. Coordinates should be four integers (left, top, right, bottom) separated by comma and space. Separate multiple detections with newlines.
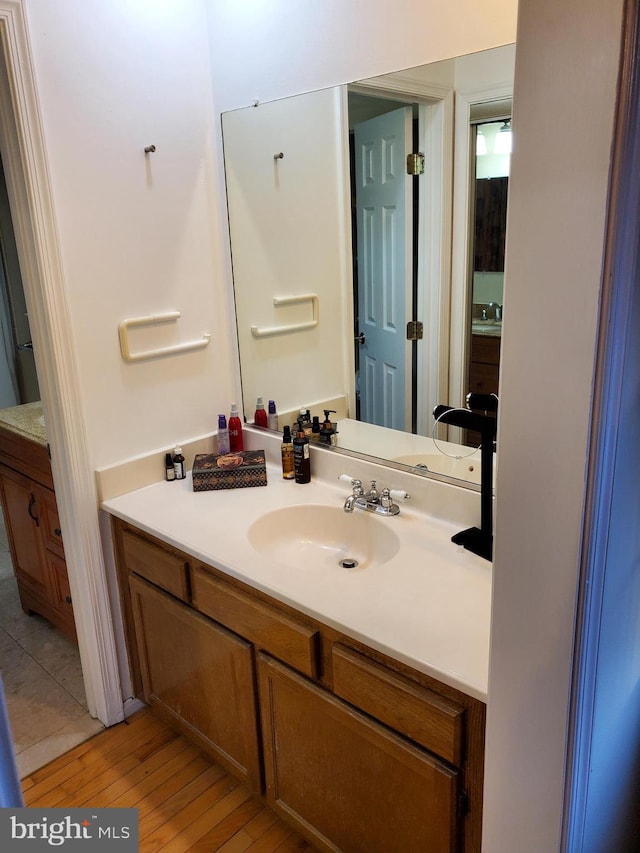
119, 312, 211, 363
250, 293, 319, 339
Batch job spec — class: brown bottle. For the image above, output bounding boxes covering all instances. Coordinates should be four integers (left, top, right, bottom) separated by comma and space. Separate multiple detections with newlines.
292, 421, 311, 484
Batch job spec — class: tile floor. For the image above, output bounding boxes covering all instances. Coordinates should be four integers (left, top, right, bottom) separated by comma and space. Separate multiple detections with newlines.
0, 511, 104, 778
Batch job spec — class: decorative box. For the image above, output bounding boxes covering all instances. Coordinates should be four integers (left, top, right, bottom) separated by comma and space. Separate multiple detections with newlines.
192, 450, 267, 491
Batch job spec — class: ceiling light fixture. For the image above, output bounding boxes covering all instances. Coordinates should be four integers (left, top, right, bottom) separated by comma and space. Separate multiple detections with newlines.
493, 120, 512, 155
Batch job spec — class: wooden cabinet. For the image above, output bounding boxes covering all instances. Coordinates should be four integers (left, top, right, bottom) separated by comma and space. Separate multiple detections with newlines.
468, 335, 500, 398
467, 334, 500, 447
474, 176, 508, 272
259, 653, 459, 853
0, 427, 75, 641
113, 519, 486, 852
129, 574, 262, 792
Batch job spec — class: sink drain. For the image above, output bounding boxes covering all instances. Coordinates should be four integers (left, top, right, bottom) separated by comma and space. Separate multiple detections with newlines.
339, 557, 359, 569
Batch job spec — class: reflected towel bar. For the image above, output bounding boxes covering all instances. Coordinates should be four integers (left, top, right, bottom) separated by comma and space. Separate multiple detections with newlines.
119, 312, 211, 363
250, 293, 319, 338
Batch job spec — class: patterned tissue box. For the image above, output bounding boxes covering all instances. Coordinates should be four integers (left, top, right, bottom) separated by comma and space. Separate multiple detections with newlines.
192, 450, 268, 491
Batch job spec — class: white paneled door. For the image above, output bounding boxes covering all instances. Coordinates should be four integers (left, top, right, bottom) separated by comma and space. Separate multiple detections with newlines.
354, 107, 412, 431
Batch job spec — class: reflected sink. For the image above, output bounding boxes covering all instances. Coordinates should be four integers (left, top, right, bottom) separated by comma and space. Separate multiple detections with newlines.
247, 505, 400, 570
394, 453, 483, 485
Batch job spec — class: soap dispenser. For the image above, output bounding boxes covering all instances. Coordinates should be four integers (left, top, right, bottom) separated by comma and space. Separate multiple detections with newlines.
319, 410, 338, 445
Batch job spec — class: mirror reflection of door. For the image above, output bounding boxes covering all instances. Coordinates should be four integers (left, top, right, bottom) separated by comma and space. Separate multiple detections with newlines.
352, 106, 413, 431
466, 117, 510, 445
0, 157, 39, 408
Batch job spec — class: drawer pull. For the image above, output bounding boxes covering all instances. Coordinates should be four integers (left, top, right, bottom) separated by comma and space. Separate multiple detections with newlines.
65, 596, 72, 605
28, 492, 39, 527
54, 527, 62, 537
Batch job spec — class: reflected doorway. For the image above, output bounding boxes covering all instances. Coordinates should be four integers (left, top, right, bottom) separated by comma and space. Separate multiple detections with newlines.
0, 156, 39, 407
466, 117, 510, 444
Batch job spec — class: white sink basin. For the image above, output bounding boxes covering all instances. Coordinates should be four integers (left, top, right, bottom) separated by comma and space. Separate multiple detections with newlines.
394, 453, 483, 485
247, 504, 400, 570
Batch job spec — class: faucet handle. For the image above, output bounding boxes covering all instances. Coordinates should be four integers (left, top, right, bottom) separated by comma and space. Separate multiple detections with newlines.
338, 474, 364, 495
389, 489, 410, 501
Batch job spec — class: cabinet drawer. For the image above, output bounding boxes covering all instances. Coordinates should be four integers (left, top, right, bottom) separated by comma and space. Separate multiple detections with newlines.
332, 644, 464, 766
192, 567, 319, 678
122, 530, 189, 602
470, 334, 501, 365
468, 361, 499, 396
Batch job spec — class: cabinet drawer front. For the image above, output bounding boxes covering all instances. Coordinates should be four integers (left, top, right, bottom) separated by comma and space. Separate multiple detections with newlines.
470, 334, 501, 365
122, 530, 189, 602
332, 644, 464, 766
192, 567, 319, 678
468, 362, 499, 395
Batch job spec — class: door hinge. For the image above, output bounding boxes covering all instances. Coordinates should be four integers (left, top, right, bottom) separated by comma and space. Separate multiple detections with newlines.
406, 320, 423, 341
406, 152, 425, 175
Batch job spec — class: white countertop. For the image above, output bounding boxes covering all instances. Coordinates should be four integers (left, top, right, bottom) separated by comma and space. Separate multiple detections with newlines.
103, 463, 492, 703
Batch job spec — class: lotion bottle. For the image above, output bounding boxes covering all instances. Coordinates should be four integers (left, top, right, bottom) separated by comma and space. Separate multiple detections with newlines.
281, 425, 295, 479
293, 420, 311, 484
217, 414, 230, 454
254, 396, 268, 428
268, 400, 278, 431
229, 403, 244, 452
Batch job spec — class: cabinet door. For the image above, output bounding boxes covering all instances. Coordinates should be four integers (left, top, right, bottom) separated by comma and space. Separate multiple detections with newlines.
45, 550, 76, 643
259, 654, 459, 853
36, 484, 65, 559
129, 574, 262, 793
0, 464, 48, 597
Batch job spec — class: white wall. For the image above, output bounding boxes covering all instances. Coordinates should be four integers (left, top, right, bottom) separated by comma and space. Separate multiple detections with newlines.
23, 0, 237, 468
207, 0, 517, 112
17, 0, 516, 472
483, 0, 625, 849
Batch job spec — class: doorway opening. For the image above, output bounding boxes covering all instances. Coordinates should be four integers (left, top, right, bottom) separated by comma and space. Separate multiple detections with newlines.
347, 86, 445, 438
0, 19, 102, 776
465, 113, 510, 445
0, 156, 39, 407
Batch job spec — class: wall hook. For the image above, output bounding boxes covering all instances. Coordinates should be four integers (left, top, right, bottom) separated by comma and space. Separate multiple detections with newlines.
144, 144, 156, 154
274, 152, 284, 161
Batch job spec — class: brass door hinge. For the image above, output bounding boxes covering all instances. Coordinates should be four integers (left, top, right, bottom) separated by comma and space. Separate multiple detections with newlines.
406, 152, 425, 175
406, 320, 423, 341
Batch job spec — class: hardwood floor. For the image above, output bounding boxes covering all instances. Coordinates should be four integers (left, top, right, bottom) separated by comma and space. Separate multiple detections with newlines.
21, 708, 315, 852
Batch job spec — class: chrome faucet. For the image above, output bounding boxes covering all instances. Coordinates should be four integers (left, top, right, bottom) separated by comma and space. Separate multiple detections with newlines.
339, 475, 410, 516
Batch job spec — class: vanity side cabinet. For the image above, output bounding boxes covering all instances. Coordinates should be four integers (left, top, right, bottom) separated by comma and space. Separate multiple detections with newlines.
258, 653, 459, 853
0, 446, 76, 642
467, 334, 500, 446
129, 573, 262, 793
112, 521, 191, 697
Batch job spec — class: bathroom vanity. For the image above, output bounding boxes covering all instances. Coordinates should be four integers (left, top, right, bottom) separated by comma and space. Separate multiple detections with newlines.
0, 402, 75, 641
104, 456, 491, 853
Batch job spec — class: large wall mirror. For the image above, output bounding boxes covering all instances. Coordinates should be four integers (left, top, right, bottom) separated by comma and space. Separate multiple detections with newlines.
222, 44, 515, 490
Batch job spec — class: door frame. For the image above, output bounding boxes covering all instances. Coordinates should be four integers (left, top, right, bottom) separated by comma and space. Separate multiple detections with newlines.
0, 1, 123, 725
449, 80, 513, 443
348, 72, 454, 437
